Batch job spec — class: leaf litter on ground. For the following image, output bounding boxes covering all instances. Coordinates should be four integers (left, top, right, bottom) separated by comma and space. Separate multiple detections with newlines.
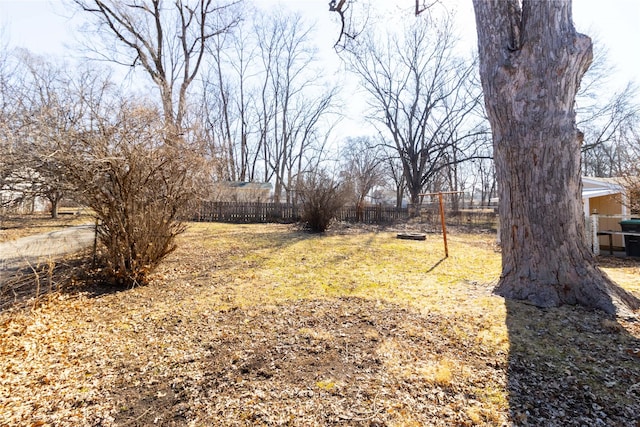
0, 222, 639, 426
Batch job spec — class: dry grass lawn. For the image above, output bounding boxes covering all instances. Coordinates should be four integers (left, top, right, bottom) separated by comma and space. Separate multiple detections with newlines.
1, 221, 639, 426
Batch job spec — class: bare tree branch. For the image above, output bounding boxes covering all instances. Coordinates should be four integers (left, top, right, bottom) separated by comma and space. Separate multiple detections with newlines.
73, 0, 242, 131
345, 15, 487, 213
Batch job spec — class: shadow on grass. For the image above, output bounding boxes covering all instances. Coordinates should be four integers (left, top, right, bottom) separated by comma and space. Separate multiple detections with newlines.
0, 251, 132, 312
426, 257, 447, 273
1, 224, 320, 312
504, 299, 640, 425
241, 229, 321, 250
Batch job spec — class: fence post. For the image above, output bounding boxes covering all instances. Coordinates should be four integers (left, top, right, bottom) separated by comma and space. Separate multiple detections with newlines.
591, 211, 599, 256
92, 217, 99, 268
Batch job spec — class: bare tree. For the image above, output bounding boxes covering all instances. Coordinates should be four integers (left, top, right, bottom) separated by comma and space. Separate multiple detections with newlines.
577, 43, 640, 177
344, 15, 485, 215
8, 51, 88, 218
619, 128, 640, 214
379, 143, 407, 209
582, 118, 638, 178
2, 46, 197, 285
331, 0, 639, 313
340, 136, 385, 220
201, 23, 257, 182
0, 40, 21, 213
73, 0, 242, 132
201, 28, 247, 181
473, 0, 638, 314
473, 155, 496, 207
253, 10, 340, 203
195, 8, 339, 201
431, 74, 492, 212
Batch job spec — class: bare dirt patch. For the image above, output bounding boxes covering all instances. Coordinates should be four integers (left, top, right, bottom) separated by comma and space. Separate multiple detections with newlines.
109, 298, 509, 426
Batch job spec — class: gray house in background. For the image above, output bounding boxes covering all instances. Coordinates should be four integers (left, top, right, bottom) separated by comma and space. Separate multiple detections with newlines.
211, 181, 273, 203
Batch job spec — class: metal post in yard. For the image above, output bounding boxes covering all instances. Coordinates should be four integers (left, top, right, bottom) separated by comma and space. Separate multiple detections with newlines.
92, 217, 99, 268
438, 192, 449, 257
592, 210, 599, 256
418, 191, 464, 258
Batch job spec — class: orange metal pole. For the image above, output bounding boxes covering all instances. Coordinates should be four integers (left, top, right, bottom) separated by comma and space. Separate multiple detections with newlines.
438, 192, 448, 257
419, 190, 462, 258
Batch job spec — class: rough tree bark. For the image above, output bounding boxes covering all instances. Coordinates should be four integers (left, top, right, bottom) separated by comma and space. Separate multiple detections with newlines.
472, 0, 639, 315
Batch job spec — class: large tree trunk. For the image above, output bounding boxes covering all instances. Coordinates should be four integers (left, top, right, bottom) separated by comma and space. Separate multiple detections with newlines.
472, 0, 638, 315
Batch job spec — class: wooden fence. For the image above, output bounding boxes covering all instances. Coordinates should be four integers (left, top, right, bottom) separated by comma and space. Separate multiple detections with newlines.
335, 204, 410, 223
189, 202, 410, 224
190, 201, 299, 223
188, 202, 498, 228
419, 205, 498, 228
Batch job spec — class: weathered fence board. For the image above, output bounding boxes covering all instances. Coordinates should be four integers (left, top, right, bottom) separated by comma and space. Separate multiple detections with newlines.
189, 202, 409, 224
191, 202, 300, 223
187, 202, 497, 227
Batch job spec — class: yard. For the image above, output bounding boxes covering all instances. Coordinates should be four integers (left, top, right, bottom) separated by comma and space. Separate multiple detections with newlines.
1, 222, 639, 426
0, 211, 93, 243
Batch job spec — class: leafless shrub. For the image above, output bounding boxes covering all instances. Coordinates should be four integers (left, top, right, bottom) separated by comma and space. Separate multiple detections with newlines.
297, 170, 349, 233
61, 102, 203, 286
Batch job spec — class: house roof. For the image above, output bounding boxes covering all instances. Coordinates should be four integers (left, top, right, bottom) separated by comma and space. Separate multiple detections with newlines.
582, 176, 625, 200
218, 181, 273, 190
